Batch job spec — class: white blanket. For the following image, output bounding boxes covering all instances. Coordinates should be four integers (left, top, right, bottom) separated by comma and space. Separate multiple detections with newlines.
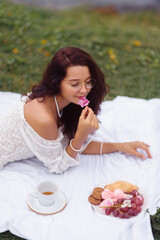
0, 91, 160, 240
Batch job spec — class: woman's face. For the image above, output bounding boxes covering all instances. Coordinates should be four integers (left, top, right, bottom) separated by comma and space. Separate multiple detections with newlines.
60, 65, 92, 105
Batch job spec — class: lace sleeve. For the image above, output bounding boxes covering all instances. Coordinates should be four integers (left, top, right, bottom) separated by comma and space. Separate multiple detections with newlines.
19, 121, 81, 174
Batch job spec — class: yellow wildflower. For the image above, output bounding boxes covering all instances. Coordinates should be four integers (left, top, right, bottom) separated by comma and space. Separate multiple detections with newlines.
41, 40, 47, 45
44, 52, 50, 57
108, 49, 113, 55
12, 48, 19, 54
133, 41, 141, 47
110, 54, 116, 61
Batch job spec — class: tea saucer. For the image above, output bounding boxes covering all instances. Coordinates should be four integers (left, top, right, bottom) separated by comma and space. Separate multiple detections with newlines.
27, 191, 66, 215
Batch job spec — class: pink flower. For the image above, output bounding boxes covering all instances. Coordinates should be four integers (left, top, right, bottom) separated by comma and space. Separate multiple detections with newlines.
112, 198, 118, 203
100, 198, 114, 208
78, 97, 90, 107
113, 189, 127, 200
101, 189, 114, 200
101, 188, 132, 202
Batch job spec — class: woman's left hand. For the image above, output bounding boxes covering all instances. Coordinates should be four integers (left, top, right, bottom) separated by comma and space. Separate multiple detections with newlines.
119, 141, 152, 159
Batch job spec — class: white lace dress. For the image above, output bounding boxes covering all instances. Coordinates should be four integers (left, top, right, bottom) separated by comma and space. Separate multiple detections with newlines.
0, 95, 92, 174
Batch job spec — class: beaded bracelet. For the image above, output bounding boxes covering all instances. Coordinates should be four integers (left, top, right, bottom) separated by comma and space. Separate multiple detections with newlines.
70, 139, 83, 152
100, 142, 103, 155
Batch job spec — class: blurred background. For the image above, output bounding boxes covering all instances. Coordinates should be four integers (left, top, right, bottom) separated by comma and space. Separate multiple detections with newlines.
0, 0, 160, 101
8, 0, 160, 10
0, 0, 160, 239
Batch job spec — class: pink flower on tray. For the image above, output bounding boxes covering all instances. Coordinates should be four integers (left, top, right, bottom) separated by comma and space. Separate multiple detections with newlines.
78, 97, 90, 107
101, 188, 132, 202
113, 189, 127, 200
100, 198, 114, 208
101, 188, 115, 200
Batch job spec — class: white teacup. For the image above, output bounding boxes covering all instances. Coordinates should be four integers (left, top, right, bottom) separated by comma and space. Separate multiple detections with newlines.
32, 181, 58, 206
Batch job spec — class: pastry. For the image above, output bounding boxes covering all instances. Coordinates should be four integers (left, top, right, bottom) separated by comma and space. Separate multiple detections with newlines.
104, 180, 138, 193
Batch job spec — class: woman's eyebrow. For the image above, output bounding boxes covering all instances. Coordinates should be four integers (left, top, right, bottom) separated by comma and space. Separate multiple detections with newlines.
68, 76, 91, 82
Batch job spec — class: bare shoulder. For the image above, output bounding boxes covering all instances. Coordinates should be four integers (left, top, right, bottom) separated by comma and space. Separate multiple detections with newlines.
24, 98, 58, 140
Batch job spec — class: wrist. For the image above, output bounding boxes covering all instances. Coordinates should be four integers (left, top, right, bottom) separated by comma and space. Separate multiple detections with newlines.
113, 143, 123, 152
74, 132, 87, 145
70, 139, 83, 152
103, 142, 123, 154
70, 137, 84, 151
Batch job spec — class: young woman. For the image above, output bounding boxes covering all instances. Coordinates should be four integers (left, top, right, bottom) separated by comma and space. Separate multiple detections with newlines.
0, 47, 152, 173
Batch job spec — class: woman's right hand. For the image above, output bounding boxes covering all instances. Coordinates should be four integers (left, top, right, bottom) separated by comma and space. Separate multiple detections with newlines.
75, 106, 99, 141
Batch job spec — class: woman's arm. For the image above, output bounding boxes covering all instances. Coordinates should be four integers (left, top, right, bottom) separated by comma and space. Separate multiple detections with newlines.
82, 141, 152, 159
66, 106, 99, 158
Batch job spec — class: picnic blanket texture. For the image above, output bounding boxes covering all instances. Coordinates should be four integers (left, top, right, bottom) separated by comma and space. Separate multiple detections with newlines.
0, 91, 160, 240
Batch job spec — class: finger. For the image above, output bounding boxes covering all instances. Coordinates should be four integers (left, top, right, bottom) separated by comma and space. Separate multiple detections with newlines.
85, 108, 94, 120
80, 106, 89, 119
142, 146, 152, 159
146, 148, 152, 159
81, 107, 94, 120
131, 150, 146, 159
138, 143, 152, 159
137, 153, 147, 160
141, 142, 150, 147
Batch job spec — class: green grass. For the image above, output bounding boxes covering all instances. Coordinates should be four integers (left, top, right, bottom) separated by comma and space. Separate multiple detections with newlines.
0, 0, 160, 239
0, 231, 23, 239
0, 0, 160, 100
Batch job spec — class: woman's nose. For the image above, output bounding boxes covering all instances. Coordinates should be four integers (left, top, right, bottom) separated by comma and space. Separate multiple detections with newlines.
79, 83, 87, 94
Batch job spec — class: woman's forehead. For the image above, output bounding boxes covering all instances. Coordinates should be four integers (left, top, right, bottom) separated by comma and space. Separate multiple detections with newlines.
65, 65, 90, 80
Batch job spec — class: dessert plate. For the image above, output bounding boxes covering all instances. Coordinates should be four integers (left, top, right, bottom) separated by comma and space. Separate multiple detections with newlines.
27, 191, 66, 215
90, 181, 147, 220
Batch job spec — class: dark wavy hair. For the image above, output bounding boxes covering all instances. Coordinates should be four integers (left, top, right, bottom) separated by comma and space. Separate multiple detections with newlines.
28, 46, 109, 139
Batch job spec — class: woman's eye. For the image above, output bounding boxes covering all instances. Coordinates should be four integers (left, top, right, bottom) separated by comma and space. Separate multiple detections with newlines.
86, 80, 92, 85
71, 83, 80, 87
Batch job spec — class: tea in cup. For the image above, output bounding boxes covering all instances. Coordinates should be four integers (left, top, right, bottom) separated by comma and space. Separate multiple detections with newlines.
32, 181, 58, 206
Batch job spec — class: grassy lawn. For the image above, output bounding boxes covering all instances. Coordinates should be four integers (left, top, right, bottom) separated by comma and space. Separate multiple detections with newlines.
0, 0, 160, 100
0, 0, 160, 239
